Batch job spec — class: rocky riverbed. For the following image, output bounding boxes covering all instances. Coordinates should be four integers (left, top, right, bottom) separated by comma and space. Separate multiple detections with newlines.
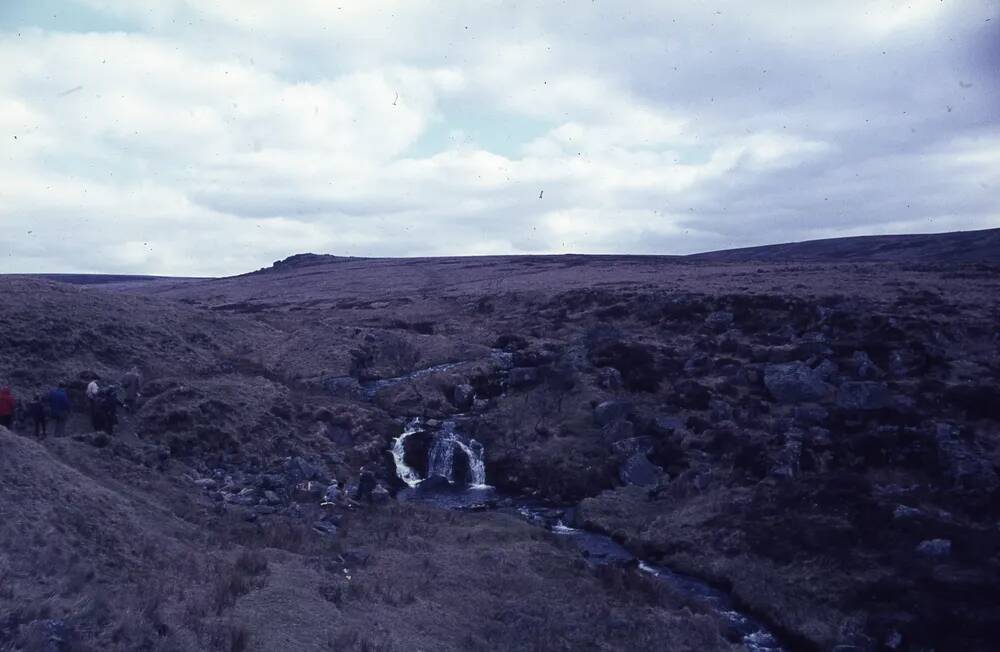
1, 251, 998, 651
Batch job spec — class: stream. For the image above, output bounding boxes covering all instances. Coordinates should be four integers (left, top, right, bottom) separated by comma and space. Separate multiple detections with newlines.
390, 418, 786, 652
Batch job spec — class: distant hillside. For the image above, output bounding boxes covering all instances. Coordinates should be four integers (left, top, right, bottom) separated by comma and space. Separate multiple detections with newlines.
688, 227, 1000, 263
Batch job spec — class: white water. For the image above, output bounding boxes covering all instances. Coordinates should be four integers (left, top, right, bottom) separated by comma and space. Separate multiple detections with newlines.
392, 419, 488, 487
392, 419, 423, 488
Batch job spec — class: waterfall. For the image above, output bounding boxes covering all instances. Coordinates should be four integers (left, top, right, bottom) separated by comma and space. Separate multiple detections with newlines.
392, 419, 423, 488
428, 433, 457, 481
459, 438, 487, 486
393, 419, 488, 488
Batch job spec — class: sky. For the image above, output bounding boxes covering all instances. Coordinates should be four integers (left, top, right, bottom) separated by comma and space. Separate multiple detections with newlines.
1, 1, 997, 276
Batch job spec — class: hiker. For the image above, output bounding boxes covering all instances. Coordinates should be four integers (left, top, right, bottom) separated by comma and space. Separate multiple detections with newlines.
121, 366, 142, 414
354, 468, 377, 502
86, 378, 100, 418
28, 395, 47, 438
96, 386, 120, 435
0, 387, 15, 429
48, 384, 71, 437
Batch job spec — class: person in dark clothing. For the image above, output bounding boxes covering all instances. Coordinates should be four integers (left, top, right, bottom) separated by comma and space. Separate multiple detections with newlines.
48, 384, 71, 437
28, 395, 47, 438
96, 387, 120, 435
0, 387, 15, 429
354, 468, 377, 502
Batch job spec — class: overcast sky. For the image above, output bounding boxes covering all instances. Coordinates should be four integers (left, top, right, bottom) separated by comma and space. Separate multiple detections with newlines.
1, 1, 997, 276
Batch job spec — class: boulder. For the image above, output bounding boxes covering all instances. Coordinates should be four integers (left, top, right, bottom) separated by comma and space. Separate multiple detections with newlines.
610, 436, 654, 457
452, 383, 475, 410
594, 400, 630, 426
596, 367, 623, 390
705, 310, 734, 331
508, 367, 540, 388
292, 480, 325, 502
836, 382, 892, 410
313, 520, 339, 538
793, 404, 829, 426
813, 359, 838, 381
764, 362, 832, 403
893, 505, 922, 521
619, 453, 662, 487
323, 483, 341, 504
852, 351, 884, 379
915, 539, 951, 558
417, 474, 452, 492
709, 399, 733, 422
602, 420, 635, 443
372, 483, 391, 504
934, 423, 999, 491
653, 415, 685, 434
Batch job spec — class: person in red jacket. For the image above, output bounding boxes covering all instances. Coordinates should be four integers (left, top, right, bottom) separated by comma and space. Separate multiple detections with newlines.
0, 387, 16, 429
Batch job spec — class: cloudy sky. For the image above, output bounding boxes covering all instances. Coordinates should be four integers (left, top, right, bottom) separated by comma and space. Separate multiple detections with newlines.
1, 1, 997, 276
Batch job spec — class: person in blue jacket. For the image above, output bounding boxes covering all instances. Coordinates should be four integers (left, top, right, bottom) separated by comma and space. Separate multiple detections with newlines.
48, 383, 71, 437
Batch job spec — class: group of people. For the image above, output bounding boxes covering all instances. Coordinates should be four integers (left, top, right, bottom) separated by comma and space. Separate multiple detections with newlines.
0, 367, 143, 439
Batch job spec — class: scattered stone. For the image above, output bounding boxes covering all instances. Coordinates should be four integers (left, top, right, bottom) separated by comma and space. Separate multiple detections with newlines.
934, 423, 999, 491
619, 453, 662, 487
653, 415, 685, 434
313, 520, 339, 538
417, 474, 451, 492
193, 478, 217, 489
764, 362, 832, 403
813, 359, 838, 381
705, 310, 734, 331
893, 505, 922, 521
836, 382, 892, 410
601, 419, 635, 443
372, 483, 391, 504
610, 437, 654, 457
594, 400, 630, 427
292, 480, 325, 502
793, 404, 829, 426
596, 367, 623, 390
709, 399, 733, 422
915, 538, 951, 558
852, 351, 884, 379
508, 367, 540, 388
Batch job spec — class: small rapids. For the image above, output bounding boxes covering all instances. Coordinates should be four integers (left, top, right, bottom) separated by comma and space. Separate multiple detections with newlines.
390, 423, 785, 652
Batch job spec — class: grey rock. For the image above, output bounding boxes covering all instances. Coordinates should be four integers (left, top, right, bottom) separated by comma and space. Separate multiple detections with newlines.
684, 353, 711, 374
619, 453, 663, 487
263, 490, 281, 505
705, 310, 734, 331
292, 480, 326, 502
893, 505, 922, 521
764, 362, 832, 403
508, 367, 540, 388
596, 367, 623, 390
836, 382, 892, 410
313, 521, 339, 538
934, 423, 999, 491
452, 383, 475, 410
653, 415, 685, 433
611, 436, 654, 457
193, 478, 217, 489
915, 538, 951, 558
813, 359, 839, 381
594, 400, 630, 426
602, 419, 635, 443
793, 404, 829, 426
709, 399, 733, 422
852, 351, 884, 379
372, 483, 391, 504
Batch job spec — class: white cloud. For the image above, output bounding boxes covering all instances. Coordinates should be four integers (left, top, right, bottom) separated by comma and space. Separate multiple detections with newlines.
0, 1, 997, 275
